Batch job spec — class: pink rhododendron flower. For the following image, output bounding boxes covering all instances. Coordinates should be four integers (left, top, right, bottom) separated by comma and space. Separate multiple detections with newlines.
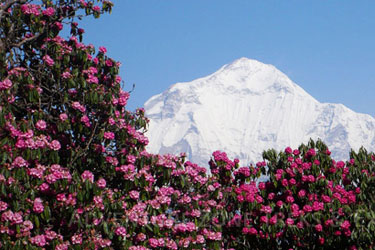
286, 196, 294, 203
269, 215, 277, 225
165, 218, 174, 228
62, 71, 72, 79
38, 183, 50, 192
72, 101, 86, 112
92, 5, 101, 12
248, 227, 258, 235
298, 189, 306, 197
68, 88, 78, 95
115, 75, 122, 84
289, 178, 296, 185
261, 205, 272, 214
42, 7, 55, 16
286, 218, 294, 225
56, 193, 66, 202
96, 178, 106, 188
127, 155, 136, 164
105, 59, 113, 67
46, 173, 57, 184
55, 243, 70, 250
136, 233, 147, 242
99, 46, 107, 53
344, 229, 352, 236
260, 216, 268, 224
313, 201, 324, 211
303, 204, 313, 213
81, 115, 91, 127
341, 220, 351, 230
285, 147, 292, 154
59, 113, 68, 121
55, 21, 63, 30
321, 195, 331, 203
93, 195, 103, 205
21, 4, 41, 15
0, 79, 12, 90
1, 210, 14, 222
258, 182, 266, 190
319, 237, 325, 245
281, 178, 288, 187
0, 201, 8, 211
87, 74, 98, 84
149, 238, 158, 248
307, 148, 316, 157
45, 230, 57, 241
81, 170, 94, 183
43, 55, 54, 66
104, 131, 115, 140
268, 192, 275, 200
115, 226, 127, 237
33, 198, 44, 213
29, 235, 46, 247
118, 90, 129, 106
28, 167, 44, 178
255, 195, 263, 203
71, 234, 83, 244
324, 219, 334, 227
49, 140, 61, 150
315, 224, 323, 232
186, 222, 196, 232
12, 212, 23, 224
129, 190, 140, 200
22, 220, 33, 232
12, 156, 28, 167
106, 156, 118, 166
36, 120, 47, 130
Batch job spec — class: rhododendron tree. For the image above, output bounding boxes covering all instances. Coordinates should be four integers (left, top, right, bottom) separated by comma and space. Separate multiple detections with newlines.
0, 1, 227, 249
1, 0, 375, 250
214, 140, 375, 249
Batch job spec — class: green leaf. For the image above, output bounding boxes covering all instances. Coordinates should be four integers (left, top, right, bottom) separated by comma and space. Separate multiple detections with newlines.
43, 205, 51, 222
34, 216, 40, 228
103, 222, 109, 235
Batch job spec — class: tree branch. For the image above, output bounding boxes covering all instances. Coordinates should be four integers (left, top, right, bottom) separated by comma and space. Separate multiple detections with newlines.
0, 0, 26, 20
70, 121, 99, 165
11, 33, 41, 48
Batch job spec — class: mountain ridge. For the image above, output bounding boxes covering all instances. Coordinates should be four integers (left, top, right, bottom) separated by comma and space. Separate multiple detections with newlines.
144, 58, 375, 167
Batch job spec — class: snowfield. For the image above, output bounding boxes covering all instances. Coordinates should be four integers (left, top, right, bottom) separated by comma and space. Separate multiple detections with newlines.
144, 58, 375, 168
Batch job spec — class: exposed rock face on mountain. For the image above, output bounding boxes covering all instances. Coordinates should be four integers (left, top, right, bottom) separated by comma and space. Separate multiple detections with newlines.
144, 58, 375, 167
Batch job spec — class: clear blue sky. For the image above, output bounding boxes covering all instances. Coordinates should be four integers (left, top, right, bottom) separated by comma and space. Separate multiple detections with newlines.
79, 0, 375, 116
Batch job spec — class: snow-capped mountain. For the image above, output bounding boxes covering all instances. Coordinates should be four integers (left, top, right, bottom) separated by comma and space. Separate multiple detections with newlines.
144, 58, 375, 167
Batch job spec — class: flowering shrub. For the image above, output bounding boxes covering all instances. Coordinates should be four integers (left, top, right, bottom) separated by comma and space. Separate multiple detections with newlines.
216, 140, 375, 249
1, 1, 375, 249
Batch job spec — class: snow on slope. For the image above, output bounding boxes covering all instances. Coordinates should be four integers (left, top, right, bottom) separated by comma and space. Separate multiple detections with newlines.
144, 58, 375, 167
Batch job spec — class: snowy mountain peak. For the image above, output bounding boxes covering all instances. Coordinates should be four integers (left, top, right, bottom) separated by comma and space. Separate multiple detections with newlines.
220, 57, 278, 76
222, 57, 267, 71
144, 58, 375, 168
202, 57, 309, 98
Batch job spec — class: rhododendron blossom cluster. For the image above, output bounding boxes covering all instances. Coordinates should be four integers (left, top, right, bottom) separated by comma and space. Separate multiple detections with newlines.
1, 0, 375, 249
